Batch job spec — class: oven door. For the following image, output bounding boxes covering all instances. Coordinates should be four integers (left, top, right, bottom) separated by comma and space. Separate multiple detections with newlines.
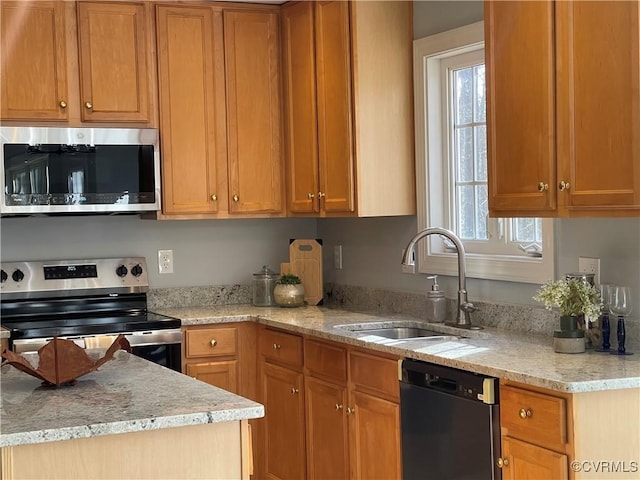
11, 329, 183, 373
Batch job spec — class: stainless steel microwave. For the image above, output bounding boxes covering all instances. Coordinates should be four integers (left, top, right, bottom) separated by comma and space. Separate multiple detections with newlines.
0, 127, 161, 215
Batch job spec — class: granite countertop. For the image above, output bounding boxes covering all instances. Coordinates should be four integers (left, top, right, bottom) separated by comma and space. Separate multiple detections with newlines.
155, 304, 640, 394
0, 350, 264, 448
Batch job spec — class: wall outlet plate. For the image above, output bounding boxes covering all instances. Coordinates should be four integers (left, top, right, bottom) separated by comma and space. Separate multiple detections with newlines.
158, 250, 174, 274
578, 256, 600, 285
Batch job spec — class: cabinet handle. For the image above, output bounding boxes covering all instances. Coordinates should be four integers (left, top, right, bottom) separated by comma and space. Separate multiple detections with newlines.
318, 192, 326, 199
335, 403, 343, 411
84, 101, 93, 109
272, 343, 281, 350
210, 194, 217, 201
232, 194, 239, 202
518, 408, 532, 419
291, 387, 299, 395
307, 193, 315, 199
496, 457, 509, 468
537, 182, 549, 192
559, 181, 571, 191
59, 100, 67, 108
346, 406, 355, 415
210, 339, 217, 347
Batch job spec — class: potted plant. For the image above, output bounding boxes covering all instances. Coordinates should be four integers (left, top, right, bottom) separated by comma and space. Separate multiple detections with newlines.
533, 277, 601, 353
273, 274, 306, 308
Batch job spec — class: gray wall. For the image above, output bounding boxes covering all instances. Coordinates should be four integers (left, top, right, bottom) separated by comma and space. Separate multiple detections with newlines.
413, 0, 484, 38
0, 216, 316, 288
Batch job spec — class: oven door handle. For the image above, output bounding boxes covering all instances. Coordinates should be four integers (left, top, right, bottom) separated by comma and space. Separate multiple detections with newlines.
124, 329, 183, 347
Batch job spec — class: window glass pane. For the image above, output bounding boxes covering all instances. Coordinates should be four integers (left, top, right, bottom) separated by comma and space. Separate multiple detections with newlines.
475, 185, 488, 239
475, 125, 487, 181
457, 185, 475, 239
512, 218, 539, 242
474, 65, 486, 122
455, 68, 473, 124
456, 127, 473, 182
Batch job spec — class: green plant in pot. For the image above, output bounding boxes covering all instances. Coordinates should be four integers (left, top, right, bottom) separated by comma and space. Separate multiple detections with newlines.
533, 278, 601, 353
273, 274, 306, 308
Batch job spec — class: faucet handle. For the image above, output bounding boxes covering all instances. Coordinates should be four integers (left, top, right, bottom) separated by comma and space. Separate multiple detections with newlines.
460, 302, 478, 313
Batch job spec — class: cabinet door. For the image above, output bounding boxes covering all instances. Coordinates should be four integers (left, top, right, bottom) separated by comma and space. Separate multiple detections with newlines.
224, 10, 283, 214
485, 0, 557, 215
186, 360, 238, 393
556, 0, 640, 213
315, 1, 355, 213
262, 362, 306, 480
349, 390, 401, 480
77, 1, 150, 122
501, 436, 568, 480
156, 5, 227, 215
0, 1, 68, 120
282, 1, 320, 214
305, 377, 349, 479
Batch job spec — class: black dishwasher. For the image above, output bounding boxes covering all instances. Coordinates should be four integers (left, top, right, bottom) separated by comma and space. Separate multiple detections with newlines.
401, 359, 501, 480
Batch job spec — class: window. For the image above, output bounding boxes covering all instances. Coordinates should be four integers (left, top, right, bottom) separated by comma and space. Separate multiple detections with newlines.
414, 22, 554, 284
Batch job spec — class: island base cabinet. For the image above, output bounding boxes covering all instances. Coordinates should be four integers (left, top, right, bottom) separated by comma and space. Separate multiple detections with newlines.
0, 421, 253, 479
500, 436, 568, 480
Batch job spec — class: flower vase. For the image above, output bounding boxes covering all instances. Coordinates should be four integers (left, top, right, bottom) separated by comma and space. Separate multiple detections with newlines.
553, 315, 586, 354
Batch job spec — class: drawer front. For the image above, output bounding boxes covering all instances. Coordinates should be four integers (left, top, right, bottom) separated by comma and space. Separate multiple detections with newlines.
261, 328, 303, 367
185, 327, 237, 358
501, 385, 567, 450
350, 351, 399, 400
305, 339, 347, 382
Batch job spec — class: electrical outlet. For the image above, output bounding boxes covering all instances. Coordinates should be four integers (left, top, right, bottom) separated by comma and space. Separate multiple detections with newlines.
334, 245, 343, 270
158, 250, 174, 274
578, 256, 600, 285
401, 249, 415, 274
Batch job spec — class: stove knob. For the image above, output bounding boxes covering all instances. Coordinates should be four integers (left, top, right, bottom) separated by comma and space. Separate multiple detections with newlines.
1, 270, 7, 283
116, 265, 128, 277
12, 269, 24, 282
131, 264, 143, 277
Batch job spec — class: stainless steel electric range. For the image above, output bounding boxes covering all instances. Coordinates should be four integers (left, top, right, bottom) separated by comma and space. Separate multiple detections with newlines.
0, 257, 182, 372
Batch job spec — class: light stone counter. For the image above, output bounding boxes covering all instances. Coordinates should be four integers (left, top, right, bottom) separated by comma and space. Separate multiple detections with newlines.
0, 350, 264, 448
1, 327, 9, 339
156, 304, 640, 394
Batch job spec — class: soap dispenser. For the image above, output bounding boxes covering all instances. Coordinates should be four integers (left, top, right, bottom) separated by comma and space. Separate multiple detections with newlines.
425, 275, 447, 323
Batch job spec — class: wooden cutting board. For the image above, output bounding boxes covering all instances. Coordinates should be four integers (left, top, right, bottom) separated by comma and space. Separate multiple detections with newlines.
287, 239, 323, 305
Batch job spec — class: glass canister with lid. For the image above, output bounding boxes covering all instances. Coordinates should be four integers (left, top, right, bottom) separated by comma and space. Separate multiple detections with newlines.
252, 265, 280, 306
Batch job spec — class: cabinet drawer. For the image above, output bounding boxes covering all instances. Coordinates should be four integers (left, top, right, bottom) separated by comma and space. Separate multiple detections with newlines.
501, 385, 567, 450
185, 327, 237, 358
350, 351, 399, 400
305, 339, 347, 382
261, 328, 303, 367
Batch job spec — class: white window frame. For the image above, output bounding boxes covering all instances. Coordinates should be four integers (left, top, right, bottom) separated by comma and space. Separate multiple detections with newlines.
413, 21, 554, 284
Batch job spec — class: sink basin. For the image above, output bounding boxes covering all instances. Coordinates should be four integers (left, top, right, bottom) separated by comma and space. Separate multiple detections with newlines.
334, 322, 463, 341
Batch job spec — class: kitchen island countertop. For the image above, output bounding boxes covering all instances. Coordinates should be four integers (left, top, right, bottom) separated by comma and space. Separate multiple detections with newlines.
0, 350, 264, 448
156, 304, 640, 394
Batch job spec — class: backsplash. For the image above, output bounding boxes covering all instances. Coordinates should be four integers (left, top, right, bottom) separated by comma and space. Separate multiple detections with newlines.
148, 285, 251, 310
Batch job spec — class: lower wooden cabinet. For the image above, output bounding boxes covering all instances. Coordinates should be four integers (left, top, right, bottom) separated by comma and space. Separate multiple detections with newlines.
185, 360, 237, 393
500, 436, 568, 480
259, 333, 402, 480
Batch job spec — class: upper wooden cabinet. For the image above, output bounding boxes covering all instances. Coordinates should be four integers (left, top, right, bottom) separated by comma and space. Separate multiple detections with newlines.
156, 3, 284, 217
282, 1, 415, 217
486, 0, 640, 217
0, 0, 155, 125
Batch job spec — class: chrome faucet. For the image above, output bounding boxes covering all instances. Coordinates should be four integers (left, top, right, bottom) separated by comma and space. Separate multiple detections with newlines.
401, 227, 481, 329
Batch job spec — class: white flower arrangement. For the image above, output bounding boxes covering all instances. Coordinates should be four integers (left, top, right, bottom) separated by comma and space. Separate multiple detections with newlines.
533, 278, 601, 319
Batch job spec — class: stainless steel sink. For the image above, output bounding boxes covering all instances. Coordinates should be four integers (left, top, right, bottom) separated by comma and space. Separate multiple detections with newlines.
334, 322, 464, 341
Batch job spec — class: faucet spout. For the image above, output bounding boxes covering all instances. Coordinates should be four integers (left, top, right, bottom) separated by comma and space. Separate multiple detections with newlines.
402, 227, 480, 329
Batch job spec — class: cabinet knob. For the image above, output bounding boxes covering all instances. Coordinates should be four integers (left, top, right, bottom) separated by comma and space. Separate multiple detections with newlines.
335, 403, 343, 411
518, 408, 532, 419
59, 100, 67, 108
537, 182, 549, 192
210, 339, 217, 347
318, 192, 326, 199
496, 457, 509, 468
307, 192, 315, 199
291, 387, 299, 395
84, 101, 93, 109
272, 343, 281, 350
232, 194, 239, 202
211, 194, 217, 201
559, 181, 571, 191
346, 406, 355, 415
